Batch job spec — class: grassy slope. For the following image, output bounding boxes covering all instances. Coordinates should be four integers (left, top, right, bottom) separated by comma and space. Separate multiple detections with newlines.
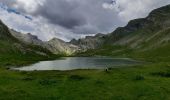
75, 40, 170, 62
75, 45, 133, 57
1, 63, 170, 100
0, 22, 60, 66
0, 38, 59, 66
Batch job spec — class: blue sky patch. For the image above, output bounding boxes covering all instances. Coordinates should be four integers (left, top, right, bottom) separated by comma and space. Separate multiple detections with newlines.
0, 2, 32, 21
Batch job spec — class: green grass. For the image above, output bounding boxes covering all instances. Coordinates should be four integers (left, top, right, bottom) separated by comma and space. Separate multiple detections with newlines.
0, 52, 59, 67
131, 44, 170, 62
75, 45, 133, 57
76, 38, 170, 62
0, 63, 170, 100
0, 37, 60, 67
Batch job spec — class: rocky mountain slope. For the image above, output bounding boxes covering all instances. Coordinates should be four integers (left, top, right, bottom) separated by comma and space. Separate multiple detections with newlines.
77, 4, 170, 60
69, 4, 170, 54
10, 29, 44, 46
11, 30, 106, 55
46, 38, 80, 55
108, 4, 170, 50
10, 30, 80, 55
70, 33, 106, 51
0, 20, 57, 66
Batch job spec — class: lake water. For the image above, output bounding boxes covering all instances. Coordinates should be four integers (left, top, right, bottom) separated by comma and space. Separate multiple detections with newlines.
13, 57, 142, 71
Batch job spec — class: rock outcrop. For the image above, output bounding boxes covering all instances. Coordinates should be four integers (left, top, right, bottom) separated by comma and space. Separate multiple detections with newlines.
10, 29, 44, 46
45, 38, 80, 55
10, 29, 80, 55
109, 4, 170, 49
10, 28, 106, 55
70, 33, 106, 51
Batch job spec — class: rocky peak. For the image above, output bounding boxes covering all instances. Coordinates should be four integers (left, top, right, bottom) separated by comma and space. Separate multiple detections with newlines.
49, 37, 65, 43
10, 29, 44, 46
69, 33, 105, 51
95, 33, 105, 37
47, 37, 80, 55
27, 33, 39, 40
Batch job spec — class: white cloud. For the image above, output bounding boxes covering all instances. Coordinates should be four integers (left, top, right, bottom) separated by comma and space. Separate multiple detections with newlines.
15, 0, 45, 13
0, 6, 83, 41
116, 0, 170, 22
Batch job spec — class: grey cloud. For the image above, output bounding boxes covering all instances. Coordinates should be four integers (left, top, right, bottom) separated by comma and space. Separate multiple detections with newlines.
31, 0, 119, 34
36, 0, 87, 29
0, 0, 14, 5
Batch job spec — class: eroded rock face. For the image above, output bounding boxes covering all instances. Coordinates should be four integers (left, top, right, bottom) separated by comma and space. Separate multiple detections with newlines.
10, 29, 44, 46
70, 33, 106, 51
10, 29, 106, 55
109, 4, 170, 49
10, 29, 81, 55
45, 38, 80, 55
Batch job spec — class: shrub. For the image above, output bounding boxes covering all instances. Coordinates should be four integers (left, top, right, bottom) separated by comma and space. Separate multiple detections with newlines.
134, 75, 145, 80
39, 79, 57, 86
151, 71, 170, 77
68, 75, 87, 81
22, 77, 34, 81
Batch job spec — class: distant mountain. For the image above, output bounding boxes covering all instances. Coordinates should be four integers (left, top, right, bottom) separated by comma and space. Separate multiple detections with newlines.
108, 4, 170, 49
11, 29, 106, 55
47, 38, 80, 55
10, 29, 80, 55
71, 5, 170, 52
0, 20, 56, 66
70, 33, 106, 51
10, 29, 44, 46
86, 4, 170, 49
76, 4, 170, 60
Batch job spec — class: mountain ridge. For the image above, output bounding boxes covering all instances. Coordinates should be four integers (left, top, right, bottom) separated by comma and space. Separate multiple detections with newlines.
76, 4, 170, 60
0, 20, 58, 66
8, 4, 170, 57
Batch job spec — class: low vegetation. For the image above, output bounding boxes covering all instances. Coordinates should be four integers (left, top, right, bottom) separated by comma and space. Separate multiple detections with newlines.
0, 63, 170, 100
0, 39, 60, 67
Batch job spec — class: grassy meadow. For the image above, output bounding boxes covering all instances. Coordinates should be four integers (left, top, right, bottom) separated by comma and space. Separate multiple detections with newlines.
0, 62, 170, 100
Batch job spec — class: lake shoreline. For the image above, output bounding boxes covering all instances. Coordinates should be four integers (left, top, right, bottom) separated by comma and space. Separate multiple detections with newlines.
10, 57, 143, 71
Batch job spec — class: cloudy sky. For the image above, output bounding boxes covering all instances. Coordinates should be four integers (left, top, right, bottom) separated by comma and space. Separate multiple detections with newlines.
0, 0, 170, 41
